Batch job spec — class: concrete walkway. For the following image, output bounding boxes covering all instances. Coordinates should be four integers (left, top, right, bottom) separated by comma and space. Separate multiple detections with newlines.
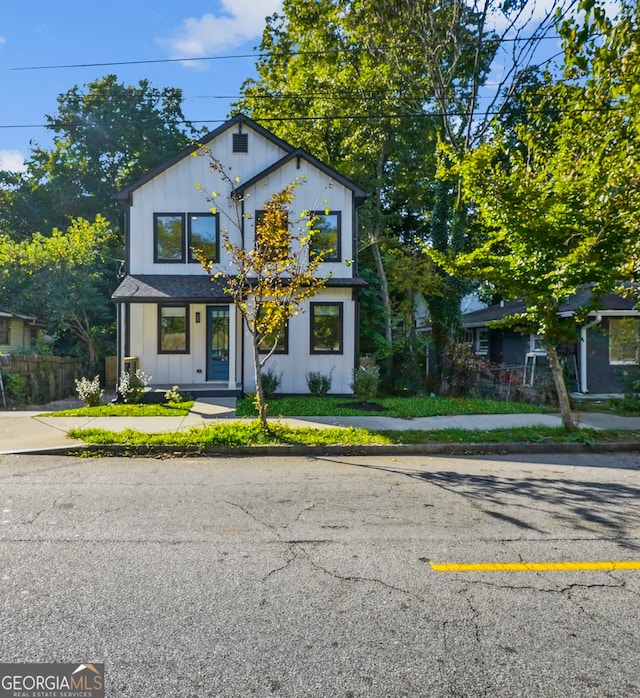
1, 398, 640, 455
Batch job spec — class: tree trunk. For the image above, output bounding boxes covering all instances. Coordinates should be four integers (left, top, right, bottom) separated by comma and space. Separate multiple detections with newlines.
371, 235, 393, 373
547, 344, 576, 431
251, 336, 269, 431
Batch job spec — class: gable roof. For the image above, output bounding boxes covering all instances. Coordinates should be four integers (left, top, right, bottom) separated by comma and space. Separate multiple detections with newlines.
115, 114, 295, 202
462, 290, 639, 328
234, 148, 369, 206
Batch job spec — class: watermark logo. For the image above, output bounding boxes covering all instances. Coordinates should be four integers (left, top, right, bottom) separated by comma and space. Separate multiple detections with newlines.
0, 663, 104, 698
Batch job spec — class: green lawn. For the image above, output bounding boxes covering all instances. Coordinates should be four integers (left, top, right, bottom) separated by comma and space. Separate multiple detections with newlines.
47, 401, 194, 417
236, 395, 546, 418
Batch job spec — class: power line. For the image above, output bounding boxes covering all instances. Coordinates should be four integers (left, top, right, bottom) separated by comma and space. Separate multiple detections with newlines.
0, 103, 625, 132
6, 35, 565, 73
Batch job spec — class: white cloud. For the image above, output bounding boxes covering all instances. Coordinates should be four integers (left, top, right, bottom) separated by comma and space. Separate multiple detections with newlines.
0, 150, 26, 173
162, 0, 283, 60
0, 36, 6, 45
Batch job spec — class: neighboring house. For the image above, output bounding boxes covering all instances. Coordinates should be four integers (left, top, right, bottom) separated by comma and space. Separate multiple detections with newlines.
112, 114, 368, 395
461, 289, 640, 394
0, 309, 44, 353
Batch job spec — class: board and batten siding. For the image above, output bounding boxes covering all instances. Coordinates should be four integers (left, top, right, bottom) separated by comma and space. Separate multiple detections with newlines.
242, 288, 357, 395
243, 159, 355, 279
128, 129, 290, 276
128, 303, 242, 387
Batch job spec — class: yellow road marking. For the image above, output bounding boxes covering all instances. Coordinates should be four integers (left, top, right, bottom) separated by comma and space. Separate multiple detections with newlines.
429, 561, 640, 573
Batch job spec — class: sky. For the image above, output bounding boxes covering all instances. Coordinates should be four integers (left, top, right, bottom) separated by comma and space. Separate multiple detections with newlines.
0, 0, 283, 171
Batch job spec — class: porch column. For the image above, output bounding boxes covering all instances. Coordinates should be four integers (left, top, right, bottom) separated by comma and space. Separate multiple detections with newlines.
228, 305, 237, 390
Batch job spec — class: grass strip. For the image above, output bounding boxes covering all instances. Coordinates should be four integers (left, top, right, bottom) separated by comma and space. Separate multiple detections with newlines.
67, 423, 639, 448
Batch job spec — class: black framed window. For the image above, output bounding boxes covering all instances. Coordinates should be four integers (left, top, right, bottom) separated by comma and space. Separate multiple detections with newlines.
310, 211, 341, 261
0, 318, 9, 345
188, 212, 219, 263
311, 302, 343, 354
154, 213, 185, 262
258, 320, 289, 354
158, 305, 189, 354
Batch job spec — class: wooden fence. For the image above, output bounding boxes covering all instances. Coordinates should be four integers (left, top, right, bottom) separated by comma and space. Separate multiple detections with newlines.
0, 354, 84, 405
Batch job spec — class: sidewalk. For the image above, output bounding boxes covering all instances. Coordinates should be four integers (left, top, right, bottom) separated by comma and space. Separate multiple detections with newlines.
1, 398, 640, 455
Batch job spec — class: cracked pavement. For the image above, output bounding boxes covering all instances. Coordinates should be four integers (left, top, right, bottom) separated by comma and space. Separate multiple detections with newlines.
1, 452, 639, 697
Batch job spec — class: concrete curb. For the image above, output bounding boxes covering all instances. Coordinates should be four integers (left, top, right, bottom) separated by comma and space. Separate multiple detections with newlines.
16, 440, 640, 458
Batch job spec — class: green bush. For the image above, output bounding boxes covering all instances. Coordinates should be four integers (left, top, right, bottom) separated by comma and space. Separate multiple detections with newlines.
306, 369, 333, 396
261, 367, 282, 400
351, 364, 380, 403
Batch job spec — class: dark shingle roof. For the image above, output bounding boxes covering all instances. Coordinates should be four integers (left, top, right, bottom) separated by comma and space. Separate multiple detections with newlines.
462, 290, 638, 327
112, 274, 367, 302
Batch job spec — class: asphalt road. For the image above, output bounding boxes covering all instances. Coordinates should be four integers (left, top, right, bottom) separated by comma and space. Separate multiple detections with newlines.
1, 452, 639, 697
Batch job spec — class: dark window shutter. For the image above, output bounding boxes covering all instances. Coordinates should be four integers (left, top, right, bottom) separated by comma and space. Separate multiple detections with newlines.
232, 133, 248, 153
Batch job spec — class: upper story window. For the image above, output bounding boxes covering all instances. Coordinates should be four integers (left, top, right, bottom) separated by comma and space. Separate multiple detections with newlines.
188, 213, 219, 263
609, 317, 640, 365
254, 209, 290, 260
310, 211, 341, 262
154, 213, 185, 263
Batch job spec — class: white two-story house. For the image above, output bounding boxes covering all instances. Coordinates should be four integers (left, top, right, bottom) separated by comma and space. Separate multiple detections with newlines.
112, 115, 368, 396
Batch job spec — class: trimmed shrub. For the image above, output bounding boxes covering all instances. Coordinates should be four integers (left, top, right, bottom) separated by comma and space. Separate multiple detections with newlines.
261, 367, 282, 400
306, 369, 333, 396
351, 364, 380, 403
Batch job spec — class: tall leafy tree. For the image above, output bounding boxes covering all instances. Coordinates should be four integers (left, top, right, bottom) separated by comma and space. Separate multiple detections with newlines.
365, 0, 576, 388
0, 216, 117, 371
0, 75, 203, 239
233, 0, 439, 386
431, 0, 639, 428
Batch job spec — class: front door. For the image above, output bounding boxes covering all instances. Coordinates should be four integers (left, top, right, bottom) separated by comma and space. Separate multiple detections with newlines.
207, 306, 229, 381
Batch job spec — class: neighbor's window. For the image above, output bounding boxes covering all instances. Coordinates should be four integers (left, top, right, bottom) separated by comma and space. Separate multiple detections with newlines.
476, 328, 489, 355
158, 305, 189, 353
310, 211, 341, 261
188, 213, 219, 263
311, 302, 343, 354
154, 213, 185, 262
609, 317, 640, 364
0, 317, 9, 345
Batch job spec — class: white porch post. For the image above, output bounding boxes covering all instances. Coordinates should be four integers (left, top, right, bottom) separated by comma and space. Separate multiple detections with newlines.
228, 305, 237, 390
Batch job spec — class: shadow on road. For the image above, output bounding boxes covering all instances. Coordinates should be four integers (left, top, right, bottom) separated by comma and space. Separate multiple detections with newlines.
321, 455, 640, 548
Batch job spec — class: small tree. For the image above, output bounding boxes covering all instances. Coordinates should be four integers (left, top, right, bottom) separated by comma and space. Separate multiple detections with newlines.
198, 159, 327, 430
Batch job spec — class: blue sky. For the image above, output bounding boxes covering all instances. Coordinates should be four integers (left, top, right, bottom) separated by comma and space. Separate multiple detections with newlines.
0, 0, 282, 171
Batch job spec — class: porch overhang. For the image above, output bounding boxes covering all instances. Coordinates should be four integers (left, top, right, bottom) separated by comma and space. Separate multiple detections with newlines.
112, 274, 368, 303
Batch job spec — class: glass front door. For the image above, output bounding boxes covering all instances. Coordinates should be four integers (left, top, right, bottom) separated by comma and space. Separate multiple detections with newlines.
207, 306, 229, 381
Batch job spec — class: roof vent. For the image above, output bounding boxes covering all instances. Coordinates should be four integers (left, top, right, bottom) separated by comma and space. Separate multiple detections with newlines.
232, 133, 248, 153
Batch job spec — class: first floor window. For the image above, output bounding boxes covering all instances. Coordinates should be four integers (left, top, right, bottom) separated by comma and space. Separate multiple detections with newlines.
0, 318, 9, 344
476, 328, 489, 355
155, 213, 185, 262
311, 302, 343, 354
258, 320, 289, 354
609, 317, 640, 364
159, 305, 189, 353
189, 212, 219, 263
310, 211, 341, 261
